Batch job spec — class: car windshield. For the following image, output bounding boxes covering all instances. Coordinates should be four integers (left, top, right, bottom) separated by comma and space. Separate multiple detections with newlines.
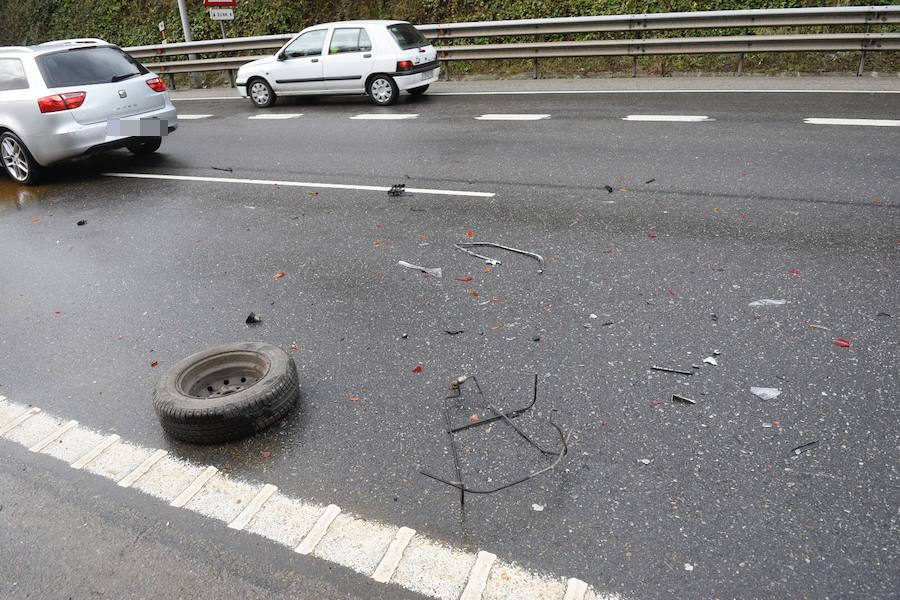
388, 23, 428, 50
36, 46, 147, 88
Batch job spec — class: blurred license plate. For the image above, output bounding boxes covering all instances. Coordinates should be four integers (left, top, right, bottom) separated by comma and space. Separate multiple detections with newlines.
107, 119, 169, 137
420, 69, 436, 81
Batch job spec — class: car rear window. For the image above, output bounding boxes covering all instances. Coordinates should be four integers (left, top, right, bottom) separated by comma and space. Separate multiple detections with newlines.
36, 46, 148, 88
0, 58, 29, 91
388, 23, 428, 50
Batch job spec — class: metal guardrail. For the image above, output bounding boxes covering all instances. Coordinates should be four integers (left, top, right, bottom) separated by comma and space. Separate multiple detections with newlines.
123, 6, 900, 78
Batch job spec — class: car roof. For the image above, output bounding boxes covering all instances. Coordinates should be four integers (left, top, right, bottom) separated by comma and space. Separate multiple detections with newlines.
0, 39, 113, 57
306, 19, 408, 29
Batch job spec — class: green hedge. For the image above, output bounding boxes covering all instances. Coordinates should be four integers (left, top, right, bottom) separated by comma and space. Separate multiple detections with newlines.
1, 0, 896, 76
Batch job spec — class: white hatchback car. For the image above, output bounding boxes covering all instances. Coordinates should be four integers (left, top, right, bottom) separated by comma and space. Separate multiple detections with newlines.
236, 20, 439, 107
0, 39, 177, 185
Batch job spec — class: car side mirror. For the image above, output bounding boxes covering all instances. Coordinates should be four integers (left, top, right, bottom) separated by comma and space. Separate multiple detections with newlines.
277, 51, 286, 61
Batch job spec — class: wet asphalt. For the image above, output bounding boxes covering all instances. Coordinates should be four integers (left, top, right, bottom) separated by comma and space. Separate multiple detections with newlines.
0, 87, 898, 599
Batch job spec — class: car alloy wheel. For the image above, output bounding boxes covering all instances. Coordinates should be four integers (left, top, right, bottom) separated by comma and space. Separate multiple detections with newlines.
1, 135, 30, 183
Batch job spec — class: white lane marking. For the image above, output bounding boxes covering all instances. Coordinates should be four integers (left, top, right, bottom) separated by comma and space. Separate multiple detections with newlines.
173, 96, 241, 101
71, 434, 120, 470
351, 114, 418, 120
431, 89, 900, 96
248, 113, 303, 120
228, 483, 278, 530
295, 504, 341, 555
804, 117, 900, 127
475, 114, 551, 120
564, 577, 589, 600
177, 114, 213, 120
29, 419, 78, 452
372, 526, 417, 583
623, 115, 713, 122
102, 172, 495, 199
0, 399, 618, 600
0, 407, 41, 435
460, 551, 497, 600
170, 465, 218, 508
118, 449, 167, 488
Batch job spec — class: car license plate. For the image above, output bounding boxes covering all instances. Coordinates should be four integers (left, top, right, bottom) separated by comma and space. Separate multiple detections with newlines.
107, 118, 169, 137
421, 69, 436, 82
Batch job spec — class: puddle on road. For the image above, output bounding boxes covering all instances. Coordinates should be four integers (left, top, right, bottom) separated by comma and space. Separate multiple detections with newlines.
0, 178, 47, 212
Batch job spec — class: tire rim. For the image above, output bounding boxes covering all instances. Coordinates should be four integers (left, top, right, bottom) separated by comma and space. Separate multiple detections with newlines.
176, 351, 270, 399
1, 137, 29, 182
250, 82, 270, 106
371, 78, 392, 103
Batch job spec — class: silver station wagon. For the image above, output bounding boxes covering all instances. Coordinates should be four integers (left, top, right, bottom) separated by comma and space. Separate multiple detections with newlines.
0, 39, 177, 185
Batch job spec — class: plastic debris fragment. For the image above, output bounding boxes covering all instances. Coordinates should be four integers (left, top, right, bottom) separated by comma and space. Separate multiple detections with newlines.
832, 338, 851, 348
398, 260, 442, 278
750, 387, 782, 400
672, 394, 696, 405
532, 503, 544, 512
749, 299, 787, 306
703, 357, 718, 366
387, 183, 406, 197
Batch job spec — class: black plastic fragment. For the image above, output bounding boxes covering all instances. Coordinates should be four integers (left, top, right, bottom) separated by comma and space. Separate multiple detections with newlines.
603, 185, 614, 193
791, 440, 819, 455
245, 312, 262, 325
651, 366, 693, 376
76, 220, 87, 226
388, 183, 406, 197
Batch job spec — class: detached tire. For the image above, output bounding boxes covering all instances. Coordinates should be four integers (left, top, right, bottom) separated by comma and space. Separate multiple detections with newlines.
153, 342, 299, 444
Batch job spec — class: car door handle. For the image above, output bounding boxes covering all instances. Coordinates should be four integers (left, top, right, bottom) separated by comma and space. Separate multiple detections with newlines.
363, 53, 372, 58
311, 58, 319, 63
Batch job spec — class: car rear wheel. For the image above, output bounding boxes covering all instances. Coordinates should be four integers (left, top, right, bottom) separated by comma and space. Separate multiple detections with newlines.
367, 75, 398, 106
0, 132, 41, 186
249, 79, 276, 108
127, 138, 162, 155
408, 85, 429, 96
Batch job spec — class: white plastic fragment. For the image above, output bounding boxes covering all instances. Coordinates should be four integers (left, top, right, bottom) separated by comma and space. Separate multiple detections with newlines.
637, 458, 651, 465
703, 357, 718, 366
532, 503, 544, 512
750, 387, 782, 400
749, 299, 787, 306
684, 563, 694, 571
397, 260, 442, 278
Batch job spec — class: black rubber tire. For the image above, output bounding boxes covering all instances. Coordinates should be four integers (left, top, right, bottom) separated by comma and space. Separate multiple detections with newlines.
408, 85, 429, 96
248, 77, 277, 108
367, 75, 399, 106
127, 137, 162, 155
152, 342, 299, 444
0, 131, 42, 185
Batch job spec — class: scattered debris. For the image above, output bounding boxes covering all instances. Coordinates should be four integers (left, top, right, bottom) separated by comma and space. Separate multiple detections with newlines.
749, 299, 787, 306
274, 271, 286, 280
601, 321, 614, 326
590, 314, 598, 319
832, 338, 851, 348
308, 191, 319, 197
76, 220, 87, 226
684, 563, 694, 572
647, 232, 658, 239
211, 166, 233, 172
532, 336, 541, 342
412, 365, 423, 374
454, 242, 545, 273
713, 349, 720, 356
750, 387, 782, 400
466, 289, 480, 298
791, 440, 819, 456
618, 187, 630, 193
876, 312, 891, 318
645, 178, 656, 184
349, 395, 362, 402
788, 268, 802, 277
762, 421, 780, 428
691, 364, 701, 369
532, 503, 545, 512
445, 329, 464, 335
289, 343, 299, 353
703, 357, 718, 366
260, 450, 272, 458
809, 324, 830, 331
651, 366, 693, 376
466, 229, 474, 239
397, 260, 442, 278
245, 312, 262, 325
711, 313, 718, 322
420, 374, 570, 508
603, 185, 614, 193
150, 360, 158, 368
672, 394, 696, 405
454, 275, 473, 283
468, 413, 480, 422
401, 333, 408, 339
387, 183, 406, 197
638, 458, 652, 465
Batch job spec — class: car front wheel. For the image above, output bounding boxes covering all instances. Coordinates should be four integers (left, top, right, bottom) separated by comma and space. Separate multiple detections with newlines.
367, 75, 398, 106
249, 78, 276, 108
0, 132, 41, 185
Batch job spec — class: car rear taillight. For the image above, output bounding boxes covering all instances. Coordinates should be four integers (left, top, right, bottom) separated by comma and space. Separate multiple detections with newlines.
37, 91, 87, 113
396, 60, 414, 71
146, 77, 167, 92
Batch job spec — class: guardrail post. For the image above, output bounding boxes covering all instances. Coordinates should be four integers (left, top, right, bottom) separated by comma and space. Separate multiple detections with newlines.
736, 52, 744, 76
857, 22, 870, 77
444, 62, 451, 81
532, 35, 540, 79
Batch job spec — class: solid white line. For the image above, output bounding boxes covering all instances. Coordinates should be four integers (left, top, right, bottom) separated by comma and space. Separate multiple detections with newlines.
431, 89, 900, 96
371, 526, 416, 583
172, 96, 241, 101
248, 113, 303, 120
351, 114, 418, 120
170, 465, 218, 508
101, 172, 495, 198
804, 117, 900, 127
118, 449, 168, 488
29, 419, 78, 452
178, 114, 213, 120
460, 551, 497, 600
0, 407, 41, 435
564, 577, 590, 600
475, 113, 551, 120
295, 504, 341, 555
623, 114, 713, 122
228, 483, 278, 530
71, 434, 120, 469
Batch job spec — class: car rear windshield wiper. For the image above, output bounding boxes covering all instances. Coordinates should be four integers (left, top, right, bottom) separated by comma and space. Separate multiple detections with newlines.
110, 72, 140, 82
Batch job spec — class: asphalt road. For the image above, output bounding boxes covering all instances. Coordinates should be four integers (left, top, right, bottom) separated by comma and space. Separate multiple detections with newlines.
1, 79, 898, 599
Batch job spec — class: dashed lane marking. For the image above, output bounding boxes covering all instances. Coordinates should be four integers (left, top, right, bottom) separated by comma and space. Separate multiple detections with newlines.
101, 172, 496, 199
622, 115, 713, 122
475, 114, 551, 120
248, 113, 304, 119
29, 419, 78, 452
350, 113, 418, 120
803, 117, 900, 127
177, 114, 214, 120
0, 398, 619, 600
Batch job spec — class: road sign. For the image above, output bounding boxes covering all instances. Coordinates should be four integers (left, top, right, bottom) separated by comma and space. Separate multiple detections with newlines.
158, 21, 165, 32
209, 8, 234, 21
204, 0, 236, 7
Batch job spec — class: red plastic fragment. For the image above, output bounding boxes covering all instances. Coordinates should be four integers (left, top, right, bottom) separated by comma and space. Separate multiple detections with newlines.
412, 365, 423, 374
833, 338, 851, 348
788, 269, 801, 277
